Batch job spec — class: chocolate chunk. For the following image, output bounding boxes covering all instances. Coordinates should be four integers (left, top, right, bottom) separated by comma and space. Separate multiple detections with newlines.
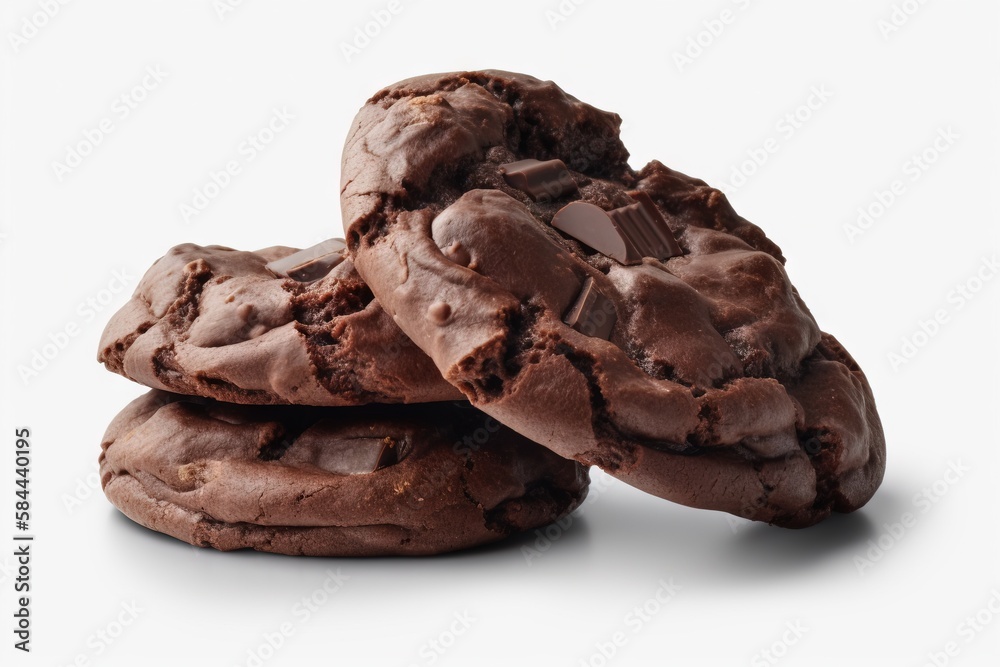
551, 202, 633, 261
265, 238, 346, 282
310, 435, 400, 475
563, 277, 616, 339
551, 193, 682, 265
609, 192, 683, 261
500, 159, 578, 202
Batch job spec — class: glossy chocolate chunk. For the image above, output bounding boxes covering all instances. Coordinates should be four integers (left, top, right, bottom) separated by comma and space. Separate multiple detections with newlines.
564, 277, 616, 339
265, 238, 346, 281
551, 201, 638, 263
500, 158, 578, 202
551, 193, 682, 265
608, 192, 683, 261
297, 432, 400, 474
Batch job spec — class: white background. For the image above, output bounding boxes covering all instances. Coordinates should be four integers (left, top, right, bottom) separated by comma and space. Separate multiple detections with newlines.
2, 1, 998, 665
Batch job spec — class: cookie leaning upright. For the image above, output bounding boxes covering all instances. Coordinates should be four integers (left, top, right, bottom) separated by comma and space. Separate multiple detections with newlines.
341, 70, 885, 528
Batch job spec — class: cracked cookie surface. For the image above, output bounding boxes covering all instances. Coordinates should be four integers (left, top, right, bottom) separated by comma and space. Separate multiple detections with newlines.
100, 390, 589, 556
341, 70, 885, 527
98, 243, 461, 406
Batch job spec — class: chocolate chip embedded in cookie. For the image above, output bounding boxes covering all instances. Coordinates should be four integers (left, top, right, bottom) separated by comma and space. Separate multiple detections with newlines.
98, 242, 461, 406
341, 70, 885, 528
99, 391, 590, 556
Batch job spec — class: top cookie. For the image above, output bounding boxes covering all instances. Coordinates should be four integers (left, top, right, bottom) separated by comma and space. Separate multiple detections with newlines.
98, 242, 460, 405
341, 70, 885, 527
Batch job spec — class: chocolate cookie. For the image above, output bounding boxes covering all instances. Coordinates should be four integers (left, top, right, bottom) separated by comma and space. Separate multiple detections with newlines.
341, 70, 885, 527
100, 391, 589, 556
98, 242, 461, 405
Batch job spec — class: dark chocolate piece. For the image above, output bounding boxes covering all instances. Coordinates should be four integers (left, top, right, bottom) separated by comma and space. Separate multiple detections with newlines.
265, 238, 346, 282
551, 193, 682, 265
500, 159, 577, 202
564, 277, 616, 339
551, 201, 640, 264
608, 192, 683, 261
308, 434, 400, 474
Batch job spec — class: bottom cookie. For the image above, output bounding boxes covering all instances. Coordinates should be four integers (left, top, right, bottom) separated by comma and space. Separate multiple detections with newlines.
99, 391, 589, 556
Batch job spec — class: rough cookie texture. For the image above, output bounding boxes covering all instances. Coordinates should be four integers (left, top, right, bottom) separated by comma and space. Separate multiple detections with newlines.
98, 243, 461, 405
100, 391, 589, 556
342, 70, 885, 527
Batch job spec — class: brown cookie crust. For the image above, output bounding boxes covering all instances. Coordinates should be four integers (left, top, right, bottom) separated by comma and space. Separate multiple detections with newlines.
100, 391, 589, 556
98, 243, 461, 405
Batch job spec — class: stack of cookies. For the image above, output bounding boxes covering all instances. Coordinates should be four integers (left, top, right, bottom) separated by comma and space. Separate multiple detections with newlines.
97, 71, 885, 556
